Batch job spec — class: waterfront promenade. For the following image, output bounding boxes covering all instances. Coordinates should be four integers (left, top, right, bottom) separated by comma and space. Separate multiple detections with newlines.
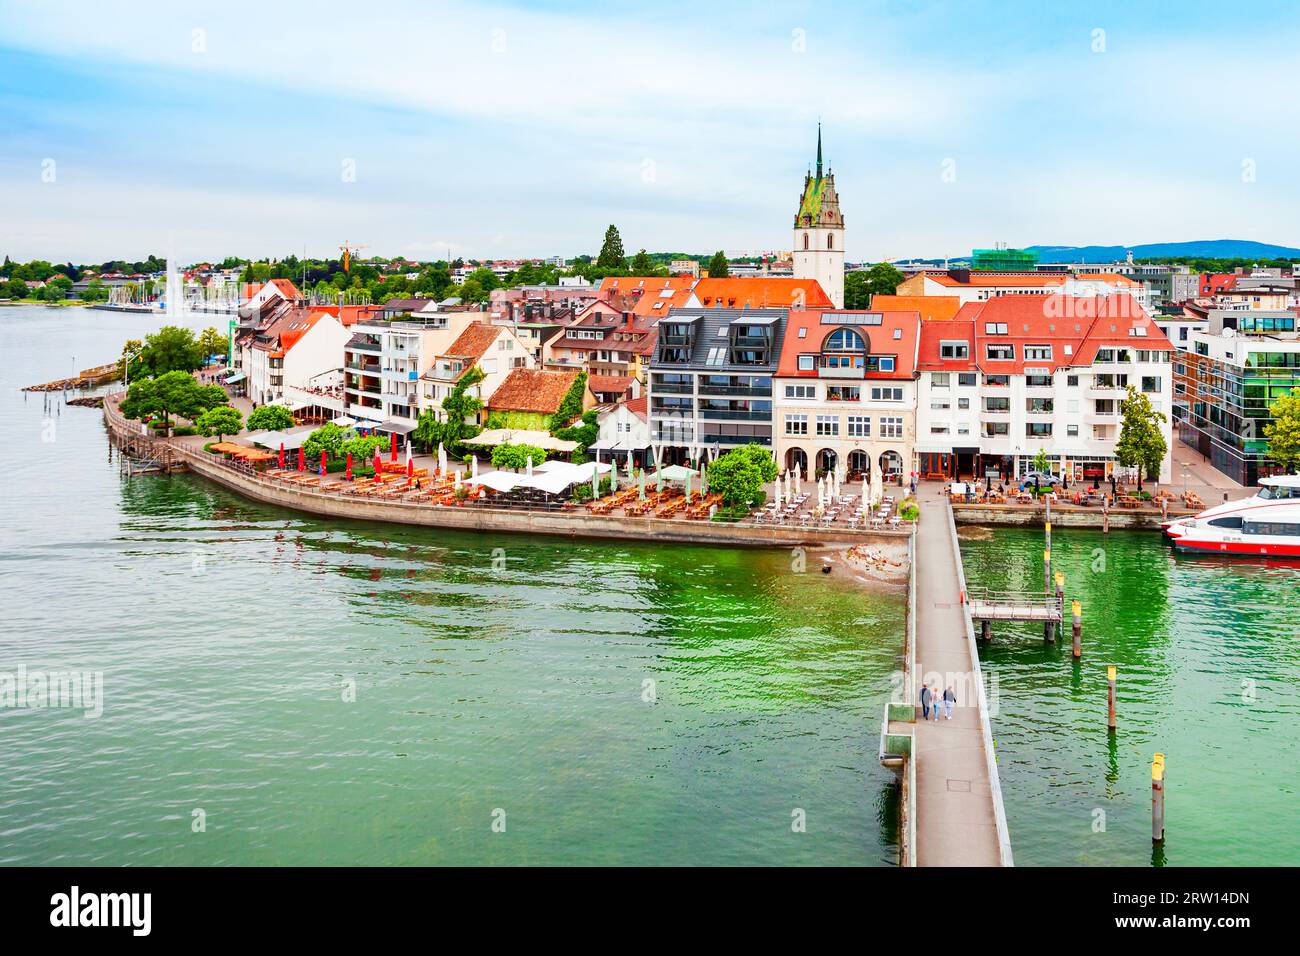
909, 481, 1011, 866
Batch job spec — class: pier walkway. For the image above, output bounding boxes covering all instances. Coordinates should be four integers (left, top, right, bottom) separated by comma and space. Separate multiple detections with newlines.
907, 482, 1012, 866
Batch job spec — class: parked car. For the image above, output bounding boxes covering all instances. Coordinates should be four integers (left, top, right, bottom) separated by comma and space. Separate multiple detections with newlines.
1018, 471, 1062, 491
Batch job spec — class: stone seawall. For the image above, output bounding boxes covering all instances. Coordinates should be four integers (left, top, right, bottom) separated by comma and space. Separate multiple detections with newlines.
105, 400, 910, 550
952, 505, 1175, 530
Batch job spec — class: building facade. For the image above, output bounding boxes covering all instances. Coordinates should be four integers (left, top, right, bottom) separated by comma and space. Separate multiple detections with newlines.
772, 309, 920, 485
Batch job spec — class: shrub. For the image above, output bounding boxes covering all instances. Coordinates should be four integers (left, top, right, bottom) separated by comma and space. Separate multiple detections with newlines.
900, 501, 920, 521
172, 426, 197, 437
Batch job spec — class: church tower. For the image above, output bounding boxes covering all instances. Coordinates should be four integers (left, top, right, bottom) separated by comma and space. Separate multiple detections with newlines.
792, 124, 845, 308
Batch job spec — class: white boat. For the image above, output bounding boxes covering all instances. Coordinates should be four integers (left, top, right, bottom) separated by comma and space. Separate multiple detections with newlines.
1165, 475, 1300, 557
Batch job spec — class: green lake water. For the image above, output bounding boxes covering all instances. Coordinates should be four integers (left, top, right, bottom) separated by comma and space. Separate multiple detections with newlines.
960, 525, 1300, 866
0, 306, 903, 866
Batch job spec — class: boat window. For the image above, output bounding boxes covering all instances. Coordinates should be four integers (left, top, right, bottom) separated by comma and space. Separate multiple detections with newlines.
1207, 516, 1243, 529
1243, 521, 1300, 536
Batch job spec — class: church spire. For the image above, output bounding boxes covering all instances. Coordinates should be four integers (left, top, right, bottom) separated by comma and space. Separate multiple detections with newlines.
816, 122, 823, 180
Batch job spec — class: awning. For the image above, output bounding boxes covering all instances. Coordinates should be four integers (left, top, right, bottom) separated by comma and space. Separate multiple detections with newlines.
463, 428, 579, 452
915, 442, 954, 454
224, 371, 246, 384
248, 429, 312, 450
355, 420, 383, 431
375, 420, 417, 435
331, 415, 358, 427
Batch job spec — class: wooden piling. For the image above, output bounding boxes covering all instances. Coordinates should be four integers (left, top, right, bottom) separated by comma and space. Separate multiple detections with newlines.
981, 619, 991, 643
1107, 665, 1117, 731
1152, 753, 1165, 842
1071, 599, 1082, 659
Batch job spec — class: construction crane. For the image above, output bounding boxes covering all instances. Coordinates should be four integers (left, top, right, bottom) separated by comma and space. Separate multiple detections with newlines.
338, 241, 369, 273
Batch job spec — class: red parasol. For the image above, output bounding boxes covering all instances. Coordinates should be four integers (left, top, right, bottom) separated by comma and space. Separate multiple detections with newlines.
320, 449, 327, 476
345, 452, 353, 481
390, 430, 397, 462
374, 448, 382, 477
297, 447, 305, 471
278, 443, 285, 469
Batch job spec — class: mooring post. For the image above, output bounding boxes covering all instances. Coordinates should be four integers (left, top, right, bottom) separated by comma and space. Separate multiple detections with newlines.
981, 619, 991, 643
1107, 665, 1118, 731
1071, 599, 1082, 658
1152, 753, 1166, 842
1102, 495, 1110, 534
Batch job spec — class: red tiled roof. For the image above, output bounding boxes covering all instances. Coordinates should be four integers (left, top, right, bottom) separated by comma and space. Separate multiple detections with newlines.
625, 394, 648, 420
694, 277, 833, 309
778, 309, 920, 379
870, 294, 962, 322
486, 367, 580, 415
589, 374, 633, 395
442, 322, 500, 362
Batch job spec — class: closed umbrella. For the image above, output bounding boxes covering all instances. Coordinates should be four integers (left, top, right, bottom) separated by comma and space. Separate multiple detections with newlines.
471, 454, 478, 480
684, 471, 693, 502
592, 468, 599, 500
320, 449, 327, 476
638, 469, 646, 500
861, 478, 869, 519
374, 447, 382, 478
278, 442, 285, 469
794, 467, 801, 498
390, 430, 397, 462
406, 442, 414, 479
526, 455, 534, 478
454, 469, 461, 491
656, 468, 664, 492
437, 442, 447, 476
774, 475, 783, 511
297, 447, 305, 471
701, 465, 708, 496
345, 452, 353, 481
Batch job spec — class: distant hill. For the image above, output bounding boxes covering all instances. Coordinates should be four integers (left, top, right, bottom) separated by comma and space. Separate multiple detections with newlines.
1027, 240, 1300, 263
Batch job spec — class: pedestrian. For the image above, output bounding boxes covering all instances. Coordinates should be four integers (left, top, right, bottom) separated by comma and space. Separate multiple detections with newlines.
930, 683, 941, 721
919, 683, 933, 721
943, 684, 956, 720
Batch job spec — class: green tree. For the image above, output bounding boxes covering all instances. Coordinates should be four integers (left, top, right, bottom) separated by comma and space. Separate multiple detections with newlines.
844, 262, 905, 308
196, 327, 228, 365
596, 225, 626, 272
120, 370, 225, 426
549, 371, 588, 433
196, 405, 244, 444
342, 433, 388, 462
434, 366, 486, 457
1032, 450, 1051, 474
630, 249, 653, 274
138, 326, 203, 378
1264, 390, 1300, 473
81, 278, 109, 302
5, 277, 30, 299
245, 405, 295, 433
491, 443, 547, 471
302, 422, 353, 461
706, 443, 777, 509
554, 408, 598, 458
413, 408, 445, 454
707, 250, 729, 278
1115, 385, 1168, 492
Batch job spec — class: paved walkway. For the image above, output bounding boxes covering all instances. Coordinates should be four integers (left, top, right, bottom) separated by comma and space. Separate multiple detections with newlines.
910, 482, 1003, 866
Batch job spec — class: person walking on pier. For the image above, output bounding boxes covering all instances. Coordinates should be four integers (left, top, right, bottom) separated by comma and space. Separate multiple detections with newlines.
942, 684, 956, 720
920, 683, 933, 721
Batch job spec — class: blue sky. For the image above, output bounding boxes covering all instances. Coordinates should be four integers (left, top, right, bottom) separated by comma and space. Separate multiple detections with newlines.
3, 0, 1300, 264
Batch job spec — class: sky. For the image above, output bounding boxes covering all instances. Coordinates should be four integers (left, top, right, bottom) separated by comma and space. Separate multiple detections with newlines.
4, 0, 1300, 264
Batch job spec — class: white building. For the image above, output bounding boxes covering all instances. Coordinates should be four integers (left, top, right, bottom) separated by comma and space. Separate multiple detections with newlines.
914, 294, 1175, 484
792, 127, 845, 309
419, 322, 534, 422
244, 309, 351, 408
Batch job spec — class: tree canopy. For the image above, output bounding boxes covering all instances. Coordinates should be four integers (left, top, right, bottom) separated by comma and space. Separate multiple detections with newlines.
302, 422, 353, 461
707, 250, 729, 278
1115, 385, 1168, 490
196, 405, 244, 443
843, 262, 905, 309
596, 225, 626, 272
1265, 390, 1300, 473
137, 326, 204, 378
245, 405, 295, 433
706, 444, 777, 507
120, 370, 228, 425
491, 443, 547, 471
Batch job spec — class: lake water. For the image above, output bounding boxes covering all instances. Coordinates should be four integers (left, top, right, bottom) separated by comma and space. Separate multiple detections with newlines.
0, 305, 904, 865
960, 524, 1300, 866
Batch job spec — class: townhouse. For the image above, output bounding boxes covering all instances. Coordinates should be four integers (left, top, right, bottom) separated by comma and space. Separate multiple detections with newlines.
915, 294, 1175, 484
772, 308, 920, 486
244, 309, 352, 408
419, 322, 533, 424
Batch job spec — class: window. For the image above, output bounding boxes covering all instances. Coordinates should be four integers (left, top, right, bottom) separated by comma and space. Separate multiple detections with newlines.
880, 417, 903, 439
930, 424, 949, 434
958, 372, 978, 387
1027, 397, 1053, 414
797, 354, 815, 371
985, 322, 1009, 335
1024, 345, 1052, 361
931, 372, 951, 388
1067, 374, 1079, 386
984, 397, 1010, 412
816, 414, 839, 436
1026, 374, 1052, 388
784, 384, 816, 399
1142, 376, 1161, 393
847, 415, 870, 438
940, 341, 970, 359
931, 397, 951, 410
803, 233, 809, 250
984, 422, 1009, 436
1067, 424, 1079, 437
828, 234, 834, 250
986, 344, 1014, 361
824, 328, 866, 351
871, 386, 903, 402
1026, 422, 1053, 437
784, 414, 808, 436
958, 397, 970, 410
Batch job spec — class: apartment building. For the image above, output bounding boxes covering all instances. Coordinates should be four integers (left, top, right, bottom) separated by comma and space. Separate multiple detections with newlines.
915, 294, 1175, 483
897, 269, 1150, 310
647, 308, 786, 465
343, 311, 480, 428
772, 309, 920, 484
244, 309, 351, 407
1173, 314, 1300, 485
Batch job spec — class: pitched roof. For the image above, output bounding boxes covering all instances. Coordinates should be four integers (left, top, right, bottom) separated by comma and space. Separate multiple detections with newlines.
928, 273, 1067, 288
778, 309, 920, 378
442, 322, 501, 362
625, 394, 648, 420
693, 277, 833, 310
486, 367, 580, 415
598, 276, 693, 298
870, 294, 962, 323
917, 318, 978, 371
589, 374, 633, 395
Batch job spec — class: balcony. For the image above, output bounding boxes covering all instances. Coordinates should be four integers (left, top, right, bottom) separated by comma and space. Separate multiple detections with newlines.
346, 360, 380, 373
818, 366, 865, 380
347, 341, 381, 353
697, 385, 771, 397
652, 382, 694, 395
700, 433, 771, 446
652, 429, 695, 443
699, 409, 771, 422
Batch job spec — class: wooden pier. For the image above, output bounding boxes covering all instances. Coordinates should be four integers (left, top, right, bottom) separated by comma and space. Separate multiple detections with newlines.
967, 588, 1062, 624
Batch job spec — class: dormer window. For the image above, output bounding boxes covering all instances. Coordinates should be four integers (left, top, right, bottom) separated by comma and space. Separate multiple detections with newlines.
821, 327, 867, 368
